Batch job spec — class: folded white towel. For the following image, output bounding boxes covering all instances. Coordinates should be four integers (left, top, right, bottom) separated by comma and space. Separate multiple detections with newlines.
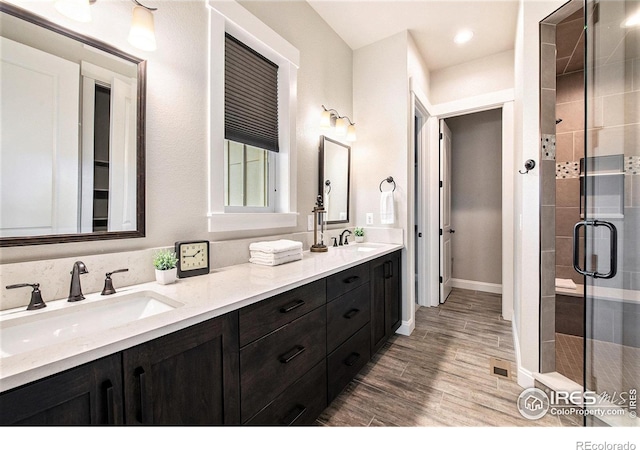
250, 249, 302, 260
380, 191, 395, 225
249, 239, 303, 254
249, 253, 302, 266
556, 278, 577, 290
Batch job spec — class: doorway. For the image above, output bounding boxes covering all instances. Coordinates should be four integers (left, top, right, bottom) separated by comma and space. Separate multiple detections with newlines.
440, 110, 504, 303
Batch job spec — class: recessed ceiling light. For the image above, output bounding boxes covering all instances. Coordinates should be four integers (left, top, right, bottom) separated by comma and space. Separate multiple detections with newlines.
454, 29, 474, 45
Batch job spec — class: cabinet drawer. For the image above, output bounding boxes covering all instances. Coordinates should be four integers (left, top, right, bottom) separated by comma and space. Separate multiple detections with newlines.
240, 306, 326, 422
245, 360, 327, 425
326, 283, 370, 353
239, 279, 326, 347
326, 263, 370, 301
327, 323, 370, 403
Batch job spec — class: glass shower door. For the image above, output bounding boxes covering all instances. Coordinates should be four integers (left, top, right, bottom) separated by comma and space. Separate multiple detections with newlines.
579, 0, 640, 427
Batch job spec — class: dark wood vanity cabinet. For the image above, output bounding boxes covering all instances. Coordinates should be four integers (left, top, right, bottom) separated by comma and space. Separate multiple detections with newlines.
370, 251, 402, 355
0, 353, 123, 425
122, 312, 240, 425
239, 280, 327, 425
0, 249, 403, 426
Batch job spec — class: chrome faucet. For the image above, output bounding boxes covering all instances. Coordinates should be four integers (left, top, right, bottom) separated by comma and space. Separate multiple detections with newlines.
339, 229, 352, 246
68, 261, 89, 302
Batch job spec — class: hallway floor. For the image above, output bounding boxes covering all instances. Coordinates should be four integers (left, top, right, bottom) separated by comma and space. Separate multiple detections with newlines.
317, 288, 572, 427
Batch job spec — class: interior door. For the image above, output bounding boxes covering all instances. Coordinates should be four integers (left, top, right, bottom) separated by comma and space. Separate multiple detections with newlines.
0, 36, 79, 237
576, 0, 640, 427
439, 120, 453, 303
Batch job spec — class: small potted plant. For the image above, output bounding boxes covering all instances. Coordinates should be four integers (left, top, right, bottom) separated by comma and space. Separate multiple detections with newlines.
153, 249, 178, 285
354, 227, 365, 243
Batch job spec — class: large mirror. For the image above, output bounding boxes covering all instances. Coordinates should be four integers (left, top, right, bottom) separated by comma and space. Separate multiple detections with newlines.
319, 136, 350, 224
0, 3, 145, 246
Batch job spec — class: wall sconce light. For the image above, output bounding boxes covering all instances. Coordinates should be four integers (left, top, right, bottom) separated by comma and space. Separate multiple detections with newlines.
320, 105, 356, 142
55, 0, 93, 23
54, 0, 158, 51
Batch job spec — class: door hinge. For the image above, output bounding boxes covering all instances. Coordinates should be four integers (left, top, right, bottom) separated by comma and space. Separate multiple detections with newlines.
439, 181, 443, 188
439, 276, 443, 283
439, 132, 443, 140
439, 229, 443, 236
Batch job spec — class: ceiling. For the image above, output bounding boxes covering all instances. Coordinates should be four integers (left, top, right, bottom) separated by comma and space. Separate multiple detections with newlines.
307, 0, 520, 72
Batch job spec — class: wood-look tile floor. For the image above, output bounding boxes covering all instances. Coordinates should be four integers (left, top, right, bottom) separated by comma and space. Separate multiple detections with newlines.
317, 288, 571, 427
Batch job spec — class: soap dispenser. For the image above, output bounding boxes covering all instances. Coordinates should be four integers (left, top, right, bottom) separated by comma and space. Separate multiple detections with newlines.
310, 195, 328, 253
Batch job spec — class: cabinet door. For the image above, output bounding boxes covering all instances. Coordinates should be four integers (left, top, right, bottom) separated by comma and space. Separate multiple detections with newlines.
370, 251, 402, 355
0, 354, 123, 425
122, 312, 240, 425
386, 252, 402, 337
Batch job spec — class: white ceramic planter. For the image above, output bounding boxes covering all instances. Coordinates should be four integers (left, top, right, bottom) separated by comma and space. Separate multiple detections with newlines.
155, 267, 177, 285
354, 236, 364, 243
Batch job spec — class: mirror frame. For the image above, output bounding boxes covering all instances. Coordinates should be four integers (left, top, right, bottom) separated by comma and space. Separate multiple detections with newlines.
0, 2, 146, 247
319, 135, 351, 225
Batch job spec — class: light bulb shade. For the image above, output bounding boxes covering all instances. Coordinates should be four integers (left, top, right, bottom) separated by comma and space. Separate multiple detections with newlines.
128, 6, 157, 52
347, 124, 357, 142
55, 0, 92, 23
335, 117, 347, 136
320, 109, 332, 129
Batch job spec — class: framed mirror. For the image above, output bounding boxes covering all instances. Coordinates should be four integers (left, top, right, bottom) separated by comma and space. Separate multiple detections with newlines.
0, 3, 146, 247
319, 136, 350, 224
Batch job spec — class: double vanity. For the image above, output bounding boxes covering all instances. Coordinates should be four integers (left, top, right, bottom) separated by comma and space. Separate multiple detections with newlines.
0, 243, 402, 425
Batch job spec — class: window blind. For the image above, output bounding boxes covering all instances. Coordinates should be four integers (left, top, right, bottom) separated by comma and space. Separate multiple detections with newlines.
225, 33, 279, 153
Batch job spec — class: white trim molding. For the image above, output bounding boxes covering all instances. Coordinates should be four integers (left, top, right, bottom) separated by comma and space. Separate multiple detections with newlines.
206, 1, 299, 233
450, 278, 502, 295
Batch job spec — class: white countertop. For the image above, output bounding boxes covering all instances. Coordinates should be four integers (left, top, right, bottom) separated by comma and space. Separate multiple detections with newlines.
0, 242, 402, 393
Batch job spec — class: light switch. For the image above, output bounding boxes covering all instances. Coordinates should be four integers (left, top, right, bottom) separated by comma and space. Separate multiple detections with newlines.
366, 213, 374, 225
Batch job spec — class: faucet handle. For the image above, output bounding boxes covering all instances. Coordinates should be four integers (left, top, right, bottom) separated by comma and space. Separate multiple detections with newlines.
332, 237, 338, 247
102, 268, 129, 295
344, 234, 349, 245
6, 283, 47, 311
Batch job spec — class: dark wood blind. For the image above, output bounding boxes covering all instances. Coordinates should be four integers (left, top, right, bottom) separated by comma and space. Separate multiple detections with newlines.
225, 33, 279, 152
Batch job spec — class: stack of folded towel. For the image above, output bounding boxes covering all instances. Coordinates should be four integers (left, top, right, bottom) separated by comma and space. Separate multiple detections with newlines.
249, 239, 303, 266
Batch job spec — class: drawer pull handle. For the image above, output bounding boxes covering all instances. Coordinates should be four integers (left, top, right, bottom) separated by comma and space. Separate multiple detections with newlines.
279, 345, 306, 364
343, 308, 360, 319
344, 352, 361, 367
104, 380, 115, 425
281, 404, 307, 426
343, 275, 360, 284
280, 299, 305, 313
135, 367, 149, 424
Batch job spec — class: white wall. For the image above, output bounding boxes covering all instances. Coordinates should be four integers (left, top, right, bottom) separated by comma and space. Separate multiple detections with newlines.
0, 0, 353, 264
430, 50, 515, 105
353, 31, 412, 328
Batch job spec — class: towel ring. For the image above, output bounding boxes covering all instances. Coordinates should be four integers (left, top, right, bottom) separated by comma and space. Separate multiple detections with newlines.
379, 176, 396, 192
324, 180, 331, 194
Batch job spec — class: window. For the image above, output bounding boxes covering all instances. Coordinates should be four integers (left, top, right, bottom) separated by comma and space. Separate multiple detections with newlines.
223, 33, 278, 212
207, 2, 299, 232
224, 140, 274, 209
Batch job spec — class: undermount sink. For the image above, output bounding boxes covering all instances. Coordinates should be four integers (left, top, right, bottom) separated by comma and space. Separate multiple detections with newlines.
0, 291, 182, 358
336, 243, 387, 253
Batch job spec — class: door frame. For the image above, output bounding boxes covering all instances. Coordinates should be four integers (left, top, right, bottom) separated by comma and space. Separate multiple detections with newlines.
415, 89, 515, 321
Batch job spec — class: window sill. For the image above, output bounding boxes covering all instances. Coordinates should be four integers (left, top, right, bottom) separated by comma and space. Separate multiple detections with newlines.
207, 212, 298, 232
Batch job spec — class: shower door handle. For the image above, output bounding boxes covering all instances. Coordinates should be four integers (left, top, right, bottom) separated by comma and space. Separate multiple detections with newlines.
572, 220, 618, 279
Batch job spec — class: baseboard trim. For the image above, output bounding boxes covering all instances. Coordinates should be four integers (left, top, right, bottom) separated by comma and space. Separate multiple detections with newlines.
396, 317, 414, 336
512, 320, 535, 388
451, 278, 502, 294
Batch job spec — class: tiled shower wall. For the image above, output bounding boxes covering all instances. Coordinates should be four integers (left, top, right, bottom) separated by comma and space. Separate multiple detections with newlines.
555, 70, 585, 286
539, 22, 557, 373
